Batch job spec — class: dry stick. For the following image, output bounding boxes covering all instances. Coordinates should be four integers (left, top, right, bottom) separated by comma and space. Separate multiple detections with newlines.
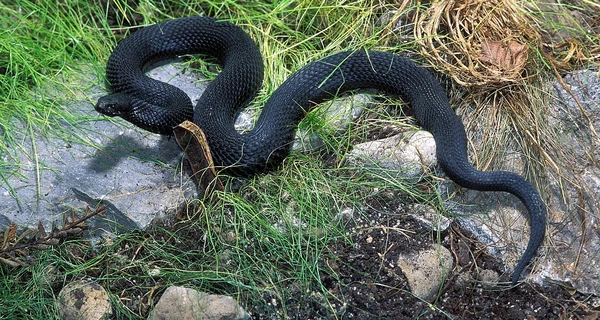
0, 204, 106, 256
574, 188, 587, 270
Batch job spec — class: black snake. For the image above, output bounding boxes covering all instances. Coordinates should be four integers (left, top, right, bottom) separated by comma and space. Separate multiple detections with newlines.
95, 16, 546, 284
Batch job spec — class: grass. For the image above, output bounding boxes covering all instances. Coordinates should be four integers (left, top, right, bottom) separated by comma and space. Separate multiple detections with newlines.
1, 0, 599, 318
0, 0, 111, 184
1, 158, 434, 318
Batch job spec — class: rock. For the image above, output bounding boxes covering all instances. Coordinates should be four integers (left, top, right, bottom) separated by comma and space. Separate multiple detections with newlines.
148, 286, 249, 320
56, 280, 112, 320
0, 62, 367, 235
477, 269, 500, 286
397, 244, 454, 300
347, 130, 436, 180
0, 62, 198, 234
408, 204, 450, 232
542, 69, 600, 294
292, 94, 368, 151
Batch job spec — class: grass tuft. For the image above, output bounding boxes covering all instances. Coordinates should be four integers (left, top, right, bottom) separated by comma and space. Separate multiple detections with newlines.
407, 0, 599, 191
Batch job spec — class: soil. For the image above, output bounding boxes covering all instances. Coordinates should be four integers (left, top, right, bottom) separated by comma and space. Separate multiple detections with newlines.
246, 193, 600, 319
68, 169, 600, 319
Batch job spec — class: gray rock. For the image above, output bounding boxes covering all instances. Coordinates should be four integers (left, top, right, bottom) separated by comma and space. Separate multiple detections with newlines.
347, 130, 437, 180
0, 62, 199, 234
292, 94, 368, 151
541, 69, 600, 294
397, 244, 454, 300
148, 286, 249, 320
0, 62, 367, 235
448, 190, 526, 269
56, 280, 112, 320
447, 69, 600, 293
408, 204, 450, 232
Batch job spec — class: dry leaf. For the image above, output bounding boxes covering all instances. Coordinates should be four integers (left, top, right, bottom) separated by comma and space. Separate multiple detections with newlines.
7, 222, 17, 243
0, 256, 28, 267
37, 222, 47, 239
479, 40, 528, 75
174, 120, 224, 195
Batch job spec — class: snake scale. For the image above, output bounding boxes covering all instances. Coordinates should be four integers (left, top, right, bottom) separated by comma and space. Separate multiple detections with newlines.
95, 16, 546, 284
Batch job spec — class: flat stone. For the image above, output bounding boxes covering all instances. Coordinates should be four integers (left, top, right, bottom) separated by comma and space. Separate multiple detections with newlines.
148, 286, 248, 320
0, 62, 199, 234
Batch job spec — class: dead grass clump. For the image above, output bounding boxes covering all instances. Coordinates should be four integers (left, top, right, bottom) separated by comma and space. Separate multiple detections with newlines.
414, 0, 539, 87
407, 0, 568, 198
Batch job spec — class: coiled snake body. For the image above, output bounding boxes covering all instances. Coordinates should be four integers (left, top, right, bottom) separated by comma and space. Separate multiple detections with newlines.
96, 16, 546, 283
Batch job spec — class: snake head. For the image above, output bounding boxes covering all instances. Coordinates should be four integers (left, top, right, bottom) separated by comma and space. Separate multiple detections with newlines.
95, 93, 133, 117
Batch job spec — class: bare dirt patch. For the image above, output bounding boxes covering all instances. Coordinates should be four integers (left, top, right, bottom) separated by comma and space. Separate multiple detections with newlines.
250, 193, 599, 319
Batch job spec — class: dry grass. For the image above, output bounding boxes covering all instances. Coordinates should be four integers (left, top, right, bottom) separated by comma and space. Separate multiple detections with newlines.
414, 0, 538, 86
388, 0, 600, 190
